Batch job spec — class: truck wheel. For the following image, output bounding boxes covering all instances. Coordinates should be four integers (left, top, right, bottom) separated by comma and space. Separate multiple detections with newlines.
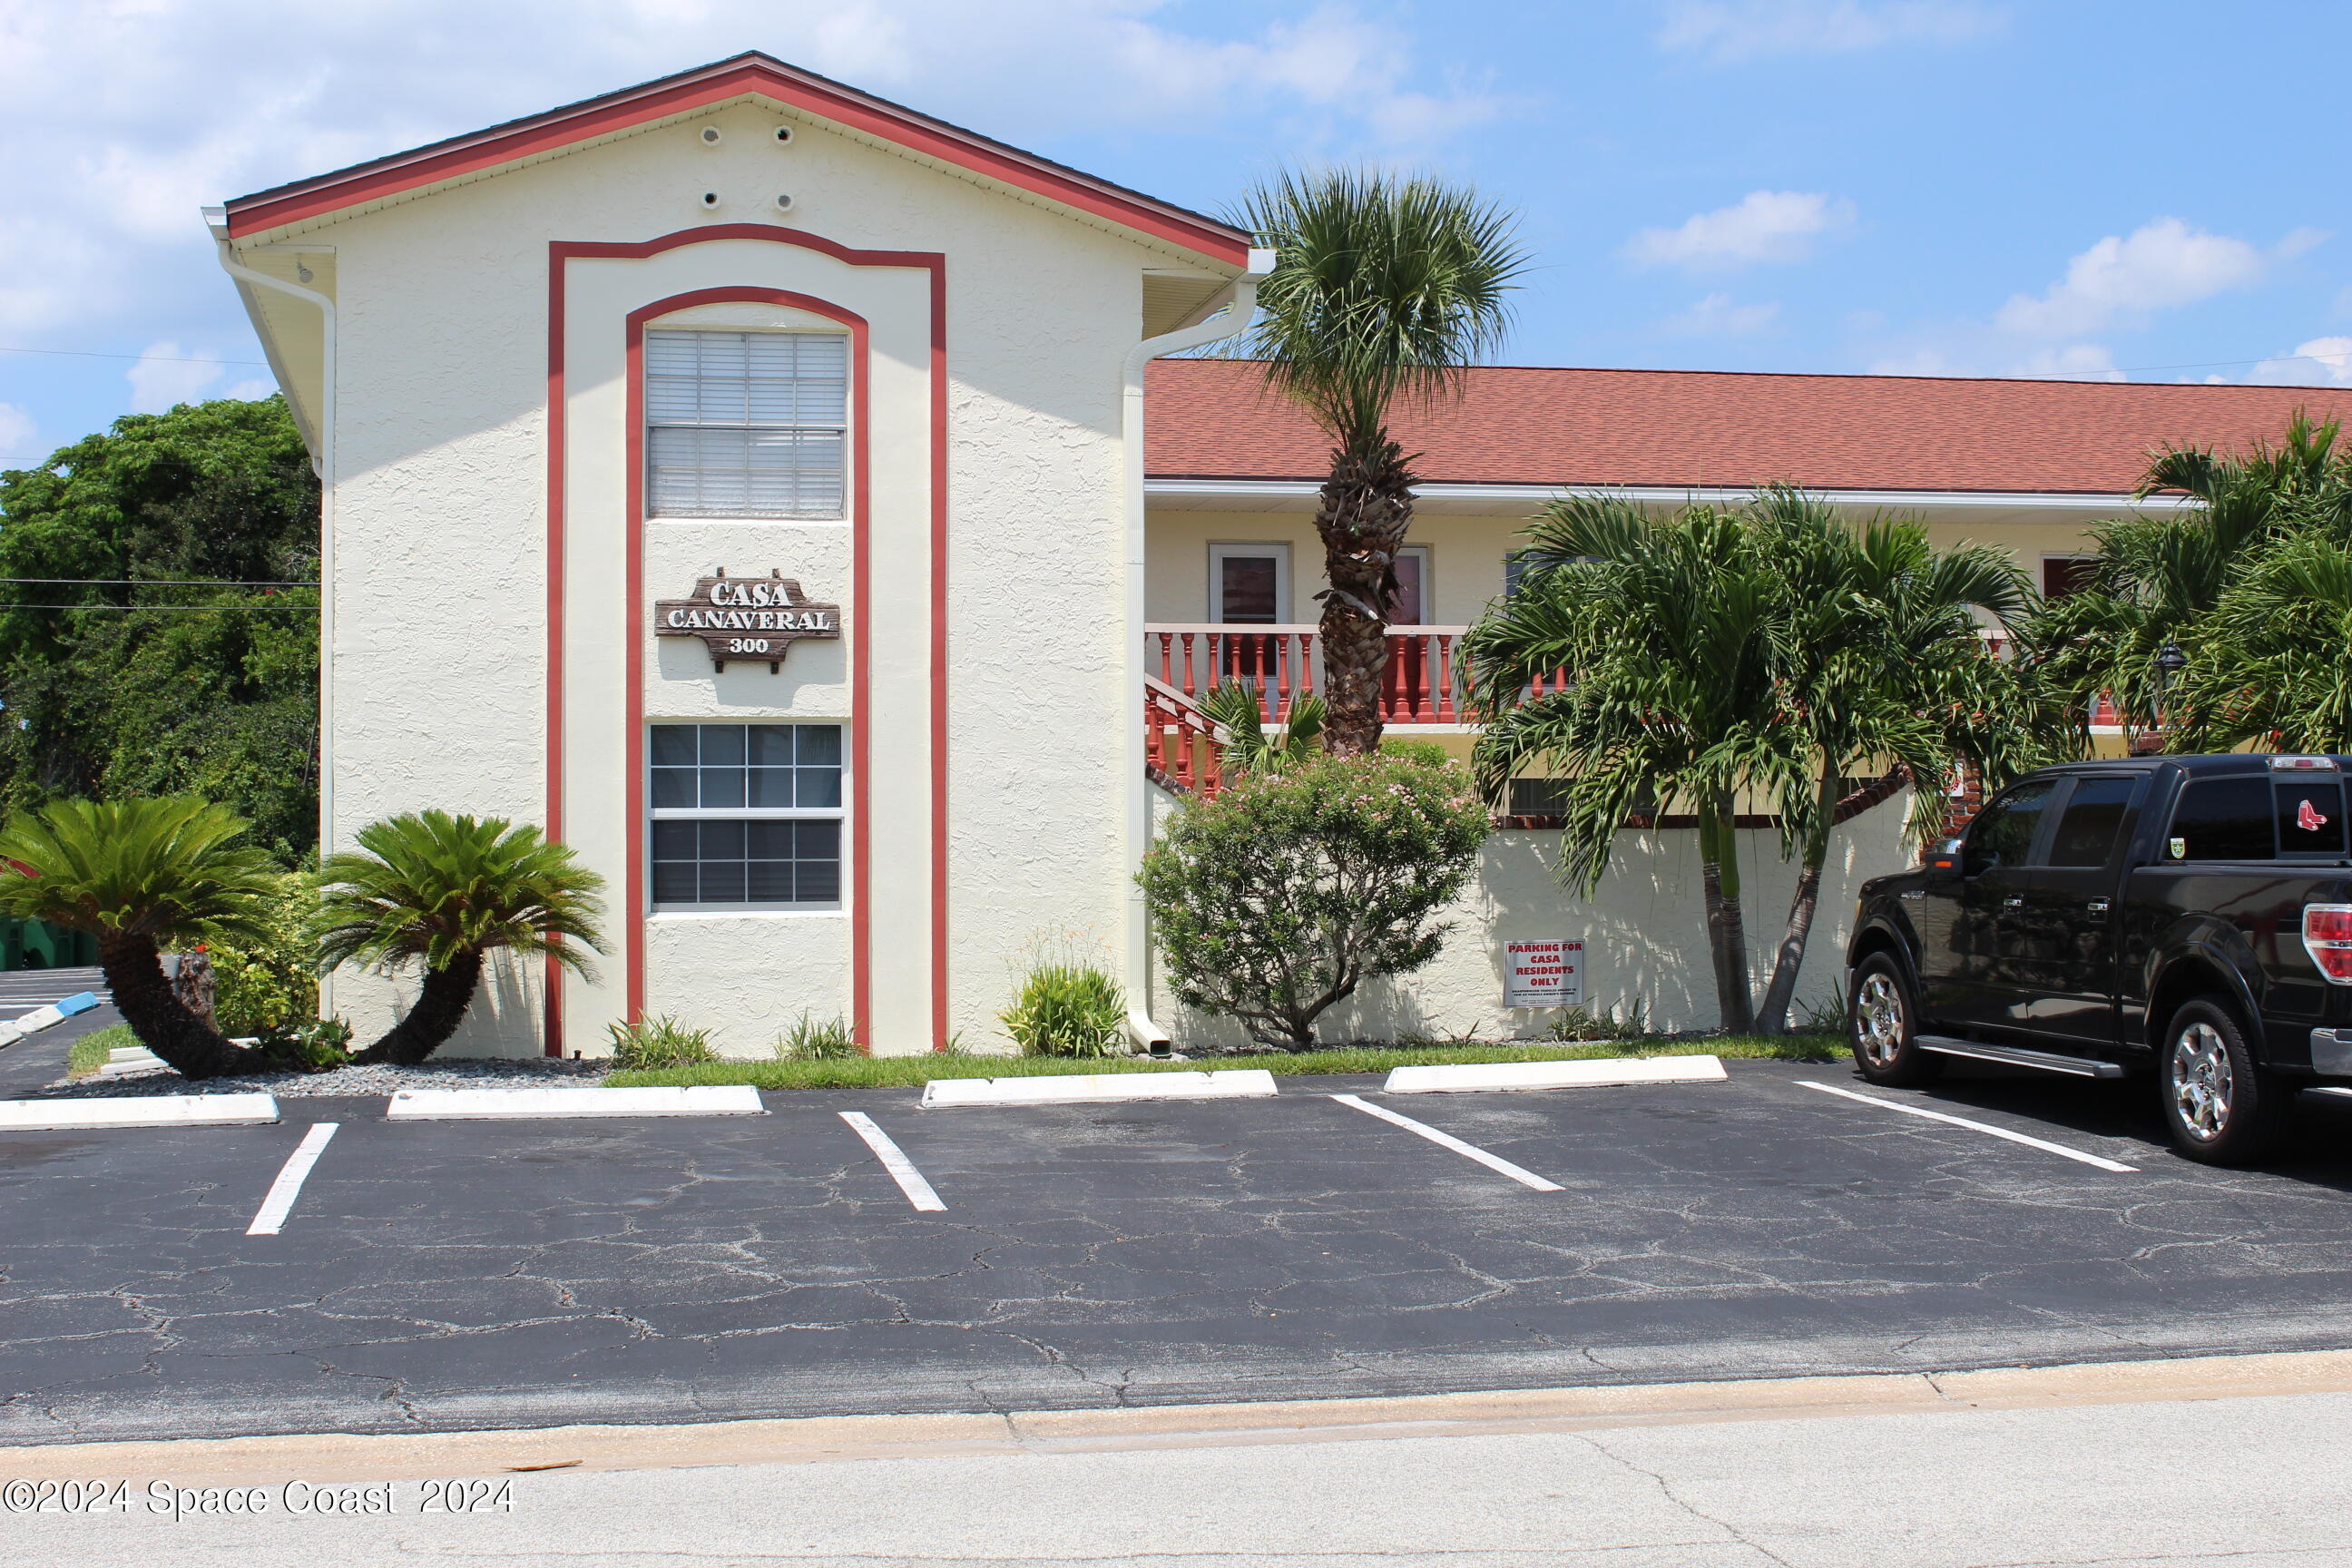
1847, 953, 1943, 1087
2160, 998, 2291, 1165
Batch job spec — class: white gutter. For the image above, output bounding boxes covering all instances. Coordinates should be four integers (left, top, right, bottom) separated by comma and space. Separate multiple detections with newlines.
1142, 477, 2197, 513
207, 211, 338, 1009
1120, 247, 1274, 1054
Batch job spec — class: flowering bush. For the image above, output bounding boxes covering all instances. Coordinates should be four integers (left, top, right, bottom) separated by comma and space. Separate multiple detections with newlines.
1138, 752, 1489, 1047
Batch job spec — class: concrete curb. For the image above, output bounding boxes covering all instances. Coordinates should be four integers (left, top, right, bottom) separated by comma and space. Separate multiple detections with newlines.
1383, 1054, 1729, 1094
920, 1068, 1279, 1108
0, 990, 100, 1051
385, 1085, 767, 1120
0, 1093, 279, 1131
7, 1347, 2350, 1484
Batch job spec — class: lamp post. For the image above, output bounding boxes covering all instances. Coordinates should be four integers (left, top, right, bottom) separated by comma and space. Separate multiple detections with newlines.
2150, 640, 2188, 751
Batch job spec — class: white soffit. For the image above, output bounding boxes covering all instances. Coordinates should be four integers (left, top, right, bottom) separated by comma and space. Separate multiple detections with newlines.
1143, 477, 2193, 518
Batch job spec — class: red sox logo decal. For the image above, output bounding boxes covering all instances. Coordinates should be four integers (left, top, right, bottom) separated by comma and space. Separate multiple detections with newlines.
2299, 796, 2330, 833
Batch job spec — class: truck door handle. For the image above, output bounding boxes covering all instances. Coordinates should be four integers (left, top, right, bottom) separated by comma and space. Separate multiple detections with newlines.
2004, 897, 2025, 907
2086, 898, 2110, 914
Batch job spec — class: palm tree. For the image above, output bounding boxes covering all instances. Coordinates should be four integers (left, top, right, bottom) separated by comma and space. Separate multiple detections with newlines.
2170, 534, 2352, 753
1199, 683, 1327, 775
1466, 498, 1802, 1033
0, 796, 281, 1078
1741, 490, 2041, 1033
1225, 168, 1527, 756
1467, 492, 2044, 1035
2023, 412, 2352, 741
314, 811, 606, 1065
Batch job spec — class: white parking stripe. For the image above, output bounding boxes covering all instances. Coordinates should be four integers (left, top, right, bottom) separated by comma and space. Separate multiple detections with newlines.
1328, 1093, 1564, 1191
838, 1112, 946, 1211
245, 1122, 339, 1235
1797, 1081, 2139, 1172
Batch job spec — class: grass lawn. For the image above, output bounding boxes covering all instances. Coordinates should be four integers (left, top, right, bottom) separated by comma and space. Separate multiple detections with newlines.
67, 1022, 137, 1078
608, 1034, 1845, 1092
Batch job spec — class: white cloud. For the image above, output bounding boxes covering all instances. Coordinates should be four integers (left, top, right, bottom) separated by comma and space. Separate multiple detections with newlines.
1657, 0, 2004, 63
1663, 292, 1779, 336
2246, 337, 2352, 387
1625, 190, 1855, 271
125, 341, 224, 413
1994, 219, 2267, 339
2014, 343, 2122, 382
0, 1, 1497, 351
0, 404, 37, 466
222, 377, 279, 401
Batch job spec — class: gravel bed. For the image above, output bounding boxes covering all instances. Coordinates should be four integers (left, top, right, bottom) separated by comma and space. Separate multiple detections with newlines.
32, 1057, 610, 1099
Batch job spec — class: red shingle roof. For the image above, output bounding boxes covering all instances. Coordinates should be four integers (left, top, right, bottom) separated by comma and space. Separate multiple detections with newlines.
1144, 359, 2352, 495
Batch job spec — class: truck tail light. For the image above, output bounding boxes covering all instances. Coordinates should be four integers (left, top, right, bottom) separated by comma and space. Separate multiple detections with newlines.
2304, 905, 2352, 984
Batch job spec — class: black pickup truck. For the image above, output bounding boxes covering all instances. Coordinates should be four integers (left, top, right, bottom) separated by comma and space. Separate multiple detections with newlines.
1845, 752, 2352, 1164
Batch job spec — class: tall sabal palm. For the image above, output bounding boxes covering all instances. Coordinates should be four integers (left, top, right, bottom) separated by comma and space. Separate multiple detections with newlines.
1226, 168, 1526, 756
0, 796, 280, 1078
1467, 499, 1805, 1033
314, 811, 606, 1065
2024, 412, 2352, 740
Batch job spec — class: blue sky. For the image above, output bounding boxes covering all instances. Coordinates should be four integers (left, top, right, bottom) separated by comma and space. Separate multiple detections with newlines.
2, 0, 2347, 468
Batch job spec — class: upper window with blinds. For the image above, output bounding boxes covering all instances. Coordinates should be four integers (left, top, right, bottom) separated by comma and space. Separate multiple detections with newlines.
644, 329, 848, 520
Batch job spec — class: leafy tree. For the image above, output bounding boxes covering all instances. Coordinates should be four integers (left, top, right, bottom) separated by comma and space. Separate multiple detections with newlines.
1465, 493, 2040, 1034
0, 796, 281, 1077
1138, 751, 1489, 1047
0, 397, 319, 862
1224, 168, 1526, 757
313, 811, 607, 1065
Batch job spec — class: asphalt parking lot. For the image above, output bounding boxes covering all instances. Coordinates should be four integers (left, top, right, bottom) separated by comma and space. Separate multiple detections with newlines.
6, 1048, 2352, 1446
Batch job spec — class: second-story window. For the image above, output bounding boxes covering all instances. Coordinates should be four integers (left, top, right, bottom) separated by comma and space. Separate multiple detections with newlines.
645, 328, 848, 520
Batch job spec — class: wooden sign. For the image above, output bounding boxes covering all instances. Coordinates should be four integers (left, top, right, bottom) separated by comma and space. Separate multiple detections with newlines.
655, 570, 840, 672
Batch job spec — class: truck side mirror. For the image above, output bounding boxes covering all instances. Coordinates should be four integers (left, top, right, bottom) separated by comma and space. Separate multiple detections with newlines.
1926, 837, 1964, 874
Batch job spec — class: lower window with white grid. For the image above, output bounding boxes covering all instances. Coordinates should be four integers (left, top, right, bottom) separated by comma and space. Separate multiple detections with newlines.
650, 722, 843, 908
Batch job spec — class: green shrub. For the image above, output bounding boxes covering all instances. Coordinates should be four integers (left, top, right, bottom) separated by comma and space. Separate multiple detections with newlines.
1000, 942, 1126, 1057
774, 1013, 859, 1060
254, 1016, 354, 1073
605, 1014, 718, 1070
1139, 751, 1489, 1048
210, 874, 320, 1036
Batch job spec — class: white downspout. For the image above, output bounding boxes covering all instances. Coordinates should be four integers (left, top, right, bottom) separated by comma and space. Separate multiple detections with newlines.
208, 217, 337, 1007
1119, 248, 1275, 1054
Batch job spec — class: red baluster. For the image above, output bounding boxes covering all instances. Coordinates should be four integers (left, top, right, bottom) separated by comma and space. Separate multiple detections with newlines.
1436, 634, 1455, 722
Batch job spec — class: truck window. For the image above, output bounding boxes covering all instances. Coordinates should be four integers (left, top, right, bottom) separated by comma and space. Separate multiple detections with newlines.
2045, 776, 2140, 867
2166, 777, 2274, 861
1962, 779, 2057, 876
2276, 779, 2347, 857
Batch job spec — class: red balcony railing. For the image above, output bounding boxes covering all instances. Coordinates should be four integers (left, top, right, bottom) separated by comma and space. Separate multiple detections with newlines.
1144, 623, 1473, 726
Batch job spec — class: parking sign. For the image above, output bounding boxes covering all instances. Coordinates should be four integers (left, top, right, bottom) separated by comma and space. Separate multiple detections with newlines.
1504, 939, 1584, 1008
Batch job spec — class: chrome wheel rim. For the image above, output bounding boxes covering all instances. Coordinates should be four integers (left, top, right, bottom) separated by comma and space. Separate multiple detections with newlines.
1854, 974, 1905, 1068
2171, 1023, 2234, 1142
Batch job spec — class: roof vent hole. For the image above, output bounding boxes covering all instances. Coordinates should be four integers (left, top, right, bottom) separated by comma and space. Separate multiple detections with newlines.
773, 193, 795, 214
699, 191, 721, 210
773, 124, 794, 144
700, 126, 722, 145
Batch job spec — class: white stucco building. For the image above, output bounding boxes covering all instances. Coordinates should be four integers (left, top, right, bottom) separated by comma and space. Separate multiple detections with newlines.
213, 54, 2352, 1055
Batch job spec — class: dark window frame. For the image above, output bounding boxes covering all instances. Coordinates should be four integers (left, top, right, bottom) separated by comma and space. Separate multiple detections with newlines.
647, 721, 846, 909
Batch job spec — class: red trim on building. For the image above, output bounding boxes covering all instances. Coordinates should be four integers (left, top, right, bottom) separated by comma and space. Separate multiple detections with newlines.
226, 54, 1249, 267
545, 224, 948, 1055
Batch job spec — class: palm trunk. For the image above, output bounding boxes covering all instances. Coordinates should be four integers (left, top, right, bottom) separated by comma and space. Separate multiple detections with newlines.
1757, 761, 1840, 1035
350, 949, 485, 1066
1314, 435, 1416, 757
98, 932, 270, 1080
1697, 799, 1756, 1034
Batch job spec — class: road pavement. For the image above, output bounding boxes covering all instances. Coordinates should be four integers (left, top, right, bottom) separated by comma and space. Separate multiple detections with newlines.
9, 1054, 2352, 1445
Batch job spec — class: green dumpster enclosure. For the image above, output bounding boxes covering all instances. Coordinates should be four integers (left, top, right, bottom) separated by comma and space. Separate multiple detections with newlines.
0, 918, 95, 971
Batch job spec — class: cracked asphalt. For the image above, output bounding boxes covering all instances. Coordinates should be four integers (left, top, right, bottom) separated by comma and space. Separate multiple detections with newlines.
7, 1053, 2352, 1446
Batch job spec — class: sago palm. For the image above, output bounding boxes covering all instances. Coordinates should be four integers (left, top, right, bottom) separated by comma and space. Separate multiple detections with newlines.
1225, 167, 1526, 756
314, 811, 607, 1065
0, 796, 281, 1078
